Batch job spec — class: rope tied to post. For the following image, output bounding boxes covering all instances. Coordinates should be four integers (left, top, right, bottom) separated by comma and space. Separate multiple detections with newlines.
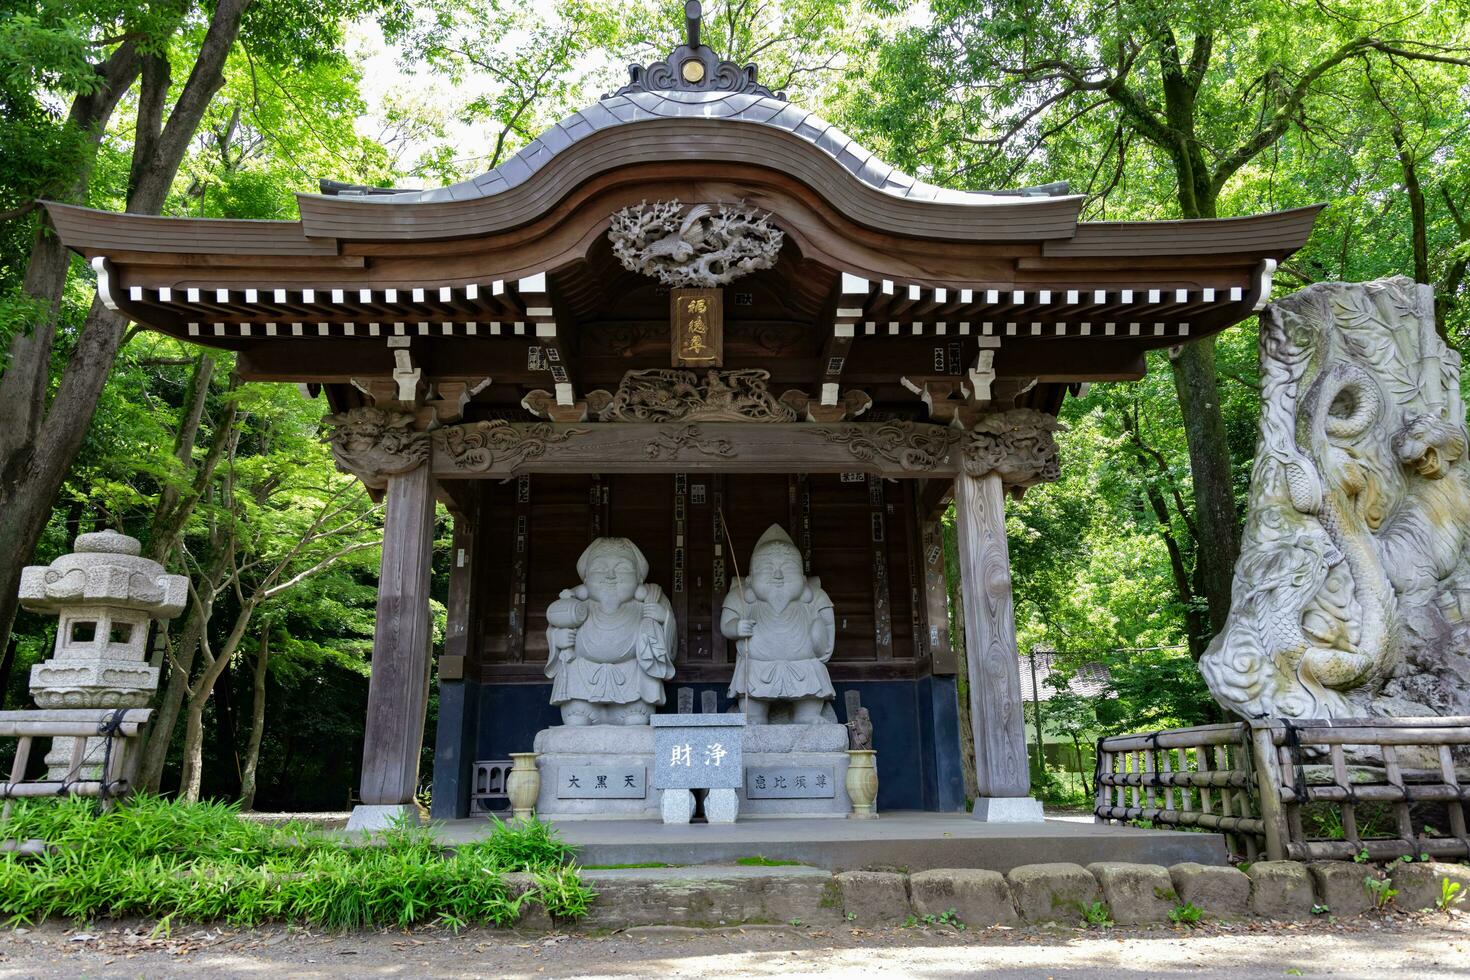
95, 708, 130, 811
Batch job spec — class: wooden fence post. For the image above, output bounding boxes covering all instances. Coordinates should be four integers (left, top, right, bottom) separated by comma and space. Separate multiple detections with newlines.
1249, 721, 1290, 861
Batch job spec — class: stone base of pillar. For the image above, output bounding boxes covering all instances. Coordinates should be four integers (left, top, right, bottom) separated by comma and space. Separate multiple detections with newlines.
346, 803, 426, 833
971, 796, 1045, 823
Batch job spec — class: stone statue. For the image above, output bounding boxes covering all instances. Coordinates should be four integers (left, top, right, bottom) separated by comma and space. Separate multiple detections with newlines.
1200, 277, 1470, 723
721, 524, 835, 723
545, 538, 677, 725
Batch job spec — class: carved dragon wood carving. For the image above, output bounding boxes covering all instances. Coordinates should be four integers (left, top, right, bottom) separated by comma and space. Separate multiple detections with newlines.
585, 368, 799, 423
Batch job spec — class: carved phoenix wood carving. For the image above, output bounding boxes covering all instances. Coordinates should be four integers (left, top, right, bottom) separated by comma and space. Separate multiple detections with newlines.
608, 199, 784, 288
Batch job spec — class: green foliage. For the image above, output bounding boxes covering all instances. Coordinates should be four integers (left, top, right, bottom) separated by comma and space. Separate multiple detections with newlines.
0, 796, 590, 928
1168, 901, 1204, 926
466, 815, 577, 872
1080, 900, 1114, 928
1437, 877, 1464, 912
1363, 875, 1399, 910
902, 908, 966, 930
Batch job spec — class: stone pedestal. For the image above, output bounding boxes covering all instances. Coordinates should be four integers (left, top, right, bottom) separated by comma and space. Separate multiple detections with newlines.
345, 803, 426, 833
972, 796, 1045, 823
532, 722, 852, 820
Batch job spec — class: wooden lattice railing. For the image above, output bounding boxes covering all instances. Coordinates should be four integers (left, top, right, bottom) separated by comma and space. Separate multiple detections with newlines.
1096, 716, 1470, 862
0, 708, 152, 821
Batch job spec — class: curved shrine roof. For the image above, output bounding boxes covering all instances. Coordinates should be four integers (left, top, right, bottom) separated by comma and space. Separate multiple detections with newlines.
328, 88, 1074, 211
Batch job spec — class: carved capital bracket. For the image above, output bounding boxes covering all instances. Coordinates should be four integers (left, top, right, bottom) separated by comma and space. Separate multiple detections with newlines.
778, 388, 871, 423
960, 409, 1063, 492
322, 407, 431, 489
522, 389, 590, 422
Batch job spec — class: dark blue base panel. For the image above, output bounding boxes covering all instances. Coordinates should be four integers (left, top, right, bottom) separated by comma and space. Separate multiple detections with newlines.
433, 676, 967, 818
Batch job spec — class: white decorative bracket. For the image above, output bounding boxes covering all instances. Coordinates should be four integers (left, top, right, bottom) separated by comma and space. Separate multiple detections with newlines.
91, 257, 119, 312
1252, 258, 1278, 312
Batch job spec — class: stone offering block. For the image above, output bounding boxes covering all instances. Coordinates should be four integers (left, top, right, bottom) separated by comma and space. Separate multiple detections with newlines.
555, 765, 647, 799
652, 713, 745, 790
746, 766, 835, 799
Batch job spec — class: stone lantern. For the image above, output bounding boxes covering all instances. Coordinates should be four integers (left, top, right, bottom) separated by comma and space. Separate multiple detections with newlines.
19, 529, 187, 778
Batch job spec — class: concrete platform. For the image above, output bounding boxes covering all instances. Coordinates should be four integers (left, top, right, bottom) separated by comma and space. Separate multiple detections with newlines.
434, 811, 1228, 872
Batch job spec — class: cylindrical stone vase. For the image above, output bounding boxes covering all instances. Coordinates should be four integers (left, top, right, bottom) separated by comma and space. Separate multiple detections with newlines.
846, 749, 878, 819
506, 752, 540, 820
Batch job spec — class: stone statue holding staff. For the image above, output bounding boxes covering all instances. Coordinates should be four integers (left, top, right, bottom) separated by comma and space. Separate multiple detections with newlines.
720, 523, 836, 723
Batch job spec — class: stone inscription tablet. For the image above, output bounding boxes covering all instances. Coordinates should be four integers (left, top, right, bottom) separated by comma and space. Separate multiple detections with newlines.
651, 713, 745, 790
745, 766, 836, 799
556, 765, 647, 799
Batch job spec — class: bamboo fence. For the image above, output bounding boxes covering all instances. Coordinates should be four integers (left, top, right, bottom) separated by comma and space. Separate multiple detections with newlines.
0, 708, 152, 820
1095, 716, 1470, 862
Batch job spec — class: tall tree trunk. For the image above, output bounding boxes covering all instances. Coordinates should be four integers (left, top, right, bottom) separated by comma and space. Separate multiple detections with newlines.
213, 657, 241, 798
0, 0, 252, 658
145, 354, 216, 562
240, 631, 271, 811
1168, 339, 1239, 637
0, 636, 17, 710
138, 599, 205, 792
1166, 179, 1241, 639
179, 658, 233, 803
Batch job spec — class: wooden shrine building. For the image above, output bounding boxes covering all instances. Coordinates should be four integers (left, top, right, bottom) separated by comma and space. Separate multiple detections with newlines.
45, 4, 1318, 823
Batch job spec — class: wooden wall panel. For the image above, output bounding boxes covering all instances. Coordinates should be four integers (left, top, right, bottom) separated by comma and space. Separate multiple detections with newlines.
476, 471, 928, 683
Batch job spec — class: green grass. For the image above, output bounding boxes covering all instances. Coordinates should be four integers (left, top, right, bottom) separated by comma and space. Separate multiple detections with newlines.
0, 795, 593, 930
734, 855, 802, 867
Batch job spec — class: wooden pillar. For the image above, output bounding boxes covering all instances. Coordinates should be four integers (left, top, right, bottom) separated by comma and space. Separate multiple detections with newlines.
432, 485, 481, 820
357, 462, 437, 817
952, 470, 1042, 820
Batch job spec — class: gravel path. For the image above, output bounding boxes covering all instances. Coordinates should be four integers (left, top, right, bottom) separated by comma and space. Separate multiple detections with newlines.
0, 911, 1465, 979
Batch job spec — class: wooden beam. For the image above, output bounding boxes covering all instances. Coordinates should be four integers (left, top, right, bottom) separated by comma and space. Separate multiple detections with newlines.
508, 476, 531, 663
442, 489, 480, 674
918, 477, 953, 520
869, 476, 893, 660
519, 272, 577, 407
672, 474, 689, 664
431, 421, 966, 479
814, 273, 869, 411
711, 475, 728, 665
236, 335, 1147, 387
359, 463, 436, 807
953, 470, 1032, 806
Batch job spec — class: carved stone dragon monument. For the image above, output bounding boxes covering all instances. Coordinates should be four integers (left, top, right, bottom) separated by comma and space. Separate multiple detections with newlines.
1200, 277, 1470, 722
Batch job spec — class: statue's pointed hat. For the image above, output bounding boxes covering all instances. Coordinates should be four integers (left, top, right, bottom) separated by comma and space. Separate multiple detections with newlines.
753, 524, 797, 553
